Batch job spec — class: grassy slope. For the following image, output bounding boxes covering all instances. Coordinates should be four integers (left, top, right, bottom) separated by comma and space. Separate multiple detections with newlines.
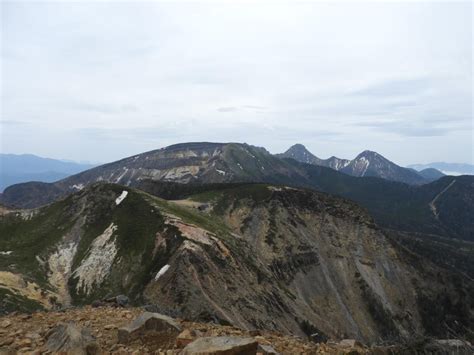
0, 198, 76, 287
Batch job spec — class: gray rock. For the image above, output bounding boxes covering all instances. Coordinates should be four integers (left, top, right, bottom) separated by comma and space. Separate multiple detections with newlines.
258, 344, 280, 354
117, 312, 182, 344
91, 300, 106, 308
46, 322, 100, 354
115, 294, 129, 307
104, 294, 129, 307
181, 336, 258, 354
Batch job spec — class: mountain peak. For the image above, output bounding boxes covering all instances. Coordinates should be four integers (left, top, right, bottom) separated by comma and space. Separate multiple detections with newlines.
356, 150, 380, 159
288, 143, 308, 150
342, 150, 426, 183
285, 144, 312, 155
278, 144, 320, 165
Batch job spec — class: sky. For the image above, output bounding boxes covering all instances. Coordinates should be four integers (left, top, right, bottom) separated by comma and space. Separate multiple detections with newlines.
1, 0, 472, 166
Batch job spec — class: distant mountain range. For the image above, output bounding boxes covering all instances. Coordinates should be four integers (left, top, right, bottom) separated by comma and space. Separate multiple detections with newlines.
0, 154, 96, 192
1, 142, 473, 242
277, 144, 442, 185
408, 162, 474, 176
1, 142, 473, 343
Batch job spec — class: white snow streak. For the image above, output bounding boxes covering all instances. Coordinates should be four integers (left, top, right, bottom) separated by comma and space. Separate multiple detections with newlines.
155, 264, 170, 281
359, 157, 370, 176
115, 191, 128, 205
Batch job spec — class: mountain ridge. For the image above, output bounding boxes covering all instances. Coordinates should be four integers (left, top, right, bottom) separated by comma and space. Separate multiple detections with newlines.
278, 144, 429, 185
1, 142, 473, 242
1, 182, 472, 343
408, 162, 474, 175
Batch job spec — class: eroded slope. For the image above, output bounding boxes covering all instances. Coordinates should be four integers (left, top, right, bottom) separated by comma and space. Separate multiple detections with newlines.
0, 183, 472, 344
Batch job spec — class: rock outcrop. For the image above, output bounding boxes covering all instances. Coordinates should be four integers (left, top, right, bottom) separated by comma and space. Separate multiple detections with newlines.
46, 322, 99, 354
118, 312, 181, 345
181, 336, 258, 354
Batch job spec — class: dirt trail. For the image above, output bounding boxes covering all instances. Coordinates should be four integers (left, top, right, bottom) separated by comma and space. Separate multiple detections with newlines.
429, 180, 456, 219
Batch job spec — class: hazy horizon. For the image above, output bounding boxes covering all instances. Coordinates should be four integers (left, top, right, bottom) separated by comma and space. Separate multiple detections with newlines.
1, 1, 472, 166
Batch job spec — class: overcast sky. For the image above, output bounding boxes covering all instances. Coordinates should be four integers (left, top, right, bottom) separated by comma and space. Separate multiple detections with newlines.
1, 0, 472, 165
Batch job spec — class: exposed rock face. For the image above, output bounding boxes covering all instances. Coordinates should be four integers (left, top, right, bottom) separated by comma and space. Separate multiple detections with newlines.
2, 143, 473, 243
73, 222, 118, 295
1, 143, 301, 209
0, 183, 472, 344
46, 322, 99, 354
181, 336, 258, 355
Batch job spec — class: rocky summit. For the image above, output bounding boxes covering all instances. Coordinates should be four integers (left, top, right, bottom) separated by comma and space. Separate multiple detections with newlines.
0, 306, 472, 354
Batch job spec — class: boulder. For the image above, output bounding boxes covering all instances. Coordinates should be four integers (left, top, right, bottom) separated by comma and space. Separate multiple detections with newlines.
181, 336, 258, 355
115, 295, 129, 307
257, 344, 280, 354
46, 322, 100, 354
117, 312, 182, 344
104, 294, 129, 307
91, 300, 107, 308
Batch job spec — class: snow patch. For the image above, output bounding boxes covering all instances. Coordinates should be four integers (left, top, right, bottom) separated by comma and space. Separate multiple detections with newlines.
216, 169, 226, 176
115, 190, 128, 205
0, 251, 12, 255
244, 149, 256, 159
154, 264, 170, 281
237, 163, 243, 170
115, 167, 129, 183
72, 184, 84, 190
73, 223, 118, 295
358, 157, 370, 176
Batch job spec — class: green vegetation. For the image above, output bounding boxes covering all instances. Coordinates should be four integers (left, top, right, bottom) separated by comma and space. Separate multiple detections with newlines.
0, 288, 44, 314
0, 197, 76, 287
190, 183, 273, 216
70, 185, 167, 304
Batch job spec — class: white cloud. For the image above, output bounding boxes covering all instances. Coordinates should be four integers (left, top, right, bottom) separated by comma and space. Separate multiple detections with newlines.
1, 1, 472, 165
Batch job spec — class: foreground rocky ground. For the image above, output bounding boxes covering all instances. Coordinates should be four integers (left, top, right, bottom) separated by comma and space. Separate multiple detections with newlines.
0, 306, 472, 354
